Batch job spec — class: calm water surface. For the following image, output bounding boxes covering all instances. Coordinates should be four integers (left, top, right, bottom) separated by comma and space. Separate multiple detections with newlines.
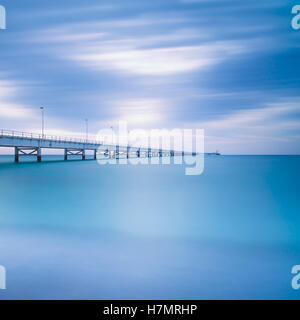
0, 155, 299, 299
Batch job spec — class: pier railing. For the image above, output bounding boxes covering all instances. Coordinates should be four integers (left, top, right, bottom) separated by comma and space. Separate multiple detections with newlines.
0, 129, 103, 146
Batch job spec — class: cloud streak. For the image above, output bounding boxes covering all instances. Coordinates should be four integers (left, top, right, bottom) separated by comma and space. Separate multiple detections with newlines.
71, 41, 244, 76
0, 80, 36, 120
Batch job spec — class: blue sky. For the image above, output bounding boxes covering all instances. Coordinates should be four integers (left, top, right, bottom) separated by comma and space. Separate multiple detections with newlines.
0, 0, 299, 154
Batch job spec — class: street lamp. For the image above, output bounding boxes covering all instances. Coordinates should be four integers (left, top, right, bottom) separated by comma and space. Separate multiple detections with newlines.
110, 126, 114, 144
85, 119, 89, 142
40, 107, 44, 138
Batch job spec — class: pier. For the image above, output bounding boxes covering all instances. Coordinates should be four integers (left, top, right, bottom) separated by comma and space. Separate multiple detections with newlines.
0, 129, 189, 163
0, 130, 101, 162
0, 129, 220, 163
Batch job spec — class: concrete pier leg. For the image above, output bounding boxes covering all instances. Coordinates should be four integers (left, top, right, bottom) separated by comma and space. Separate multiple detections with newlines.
159, 149, 162, 157
64, 149, 68, 161
127, 146, 130, 159
116, 145, 119, 161
94, 149, 97, 160
37, 148, 42, 162
14, 147, 19, 163
82, 149, 86, 160
148, 148, 151, 158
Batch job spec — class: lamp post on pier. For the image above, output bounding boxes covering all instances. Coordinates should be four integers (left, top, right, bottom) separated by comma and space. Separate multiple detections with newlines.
40, 107, 44, 138
85, 119, 89, 143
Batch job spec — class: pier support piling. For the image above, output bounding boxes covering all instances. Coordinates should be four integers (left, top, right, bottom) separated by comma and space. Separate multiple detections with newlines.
127, 146, 130, 159
64, 148, 86, 160
14, 147, 19, 163
14, 147, 42, 163
37, 148, 41, 162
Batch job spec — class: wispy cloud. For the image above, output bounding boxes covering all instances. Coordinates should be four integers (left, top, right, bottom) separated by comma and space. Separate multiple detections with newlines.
191, 99, 300, 152
0, 80, 36, 120
111, 98, 166, 126
71, 41, 244, 76
200, 103, 300, 130
28, 14, 249, 76
203, 101, 300, 130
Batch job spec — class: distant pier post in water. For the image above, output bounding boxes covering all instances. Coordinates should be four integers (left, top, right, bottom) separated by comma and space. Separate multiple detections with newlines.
14, 147, 19, 163
37, 148, 42, 162
127, 146, 130, 158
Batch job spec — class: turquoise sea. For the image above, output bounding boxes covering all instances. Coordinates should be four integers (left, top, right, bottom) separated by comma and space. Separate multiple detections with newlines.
0, 155, 300, 299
